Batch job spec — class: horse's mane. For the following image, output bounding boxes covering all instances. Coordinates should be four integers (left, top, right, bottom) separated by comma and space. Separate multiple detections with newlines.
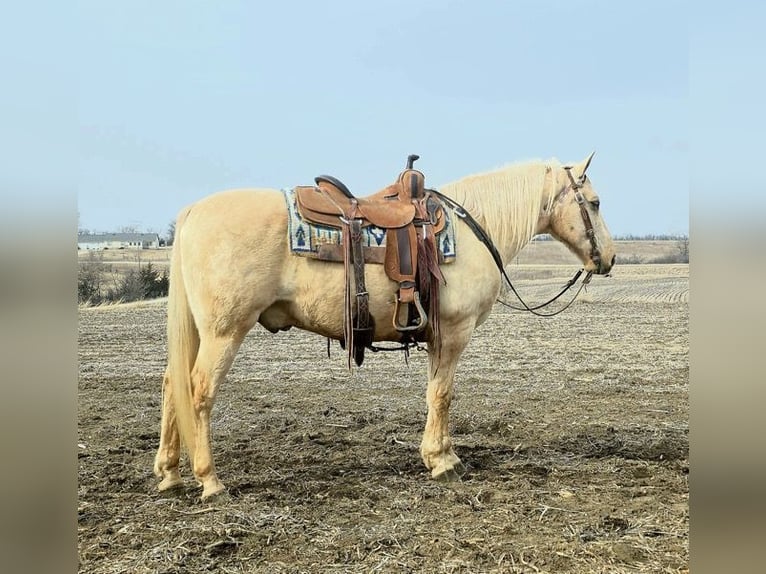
440, 159, 560, 260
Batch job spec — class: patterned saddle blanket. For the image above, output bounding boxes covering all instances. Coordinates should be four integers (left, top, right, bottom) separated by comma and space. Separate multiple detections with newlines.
282, 187, 456, 263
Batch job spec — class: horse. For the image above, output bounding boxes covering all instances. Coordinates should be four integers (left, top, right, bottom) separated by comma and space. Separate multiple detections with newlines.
153, 152, 616, 500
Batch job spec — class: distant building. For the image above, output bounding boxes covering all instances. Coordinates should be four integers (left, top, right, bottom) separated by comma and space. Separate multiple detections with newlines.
77, 232, 161, 250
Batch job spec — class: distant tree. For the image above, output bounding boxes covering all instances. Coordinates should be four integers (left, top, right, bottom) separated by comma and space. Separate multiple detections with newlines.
677, 236, 689, 263
108, 270, 144, 302
166, 220, 176, 247
141, 263, 170, 298
78, 251, 108, 304
105, 262, 169, 303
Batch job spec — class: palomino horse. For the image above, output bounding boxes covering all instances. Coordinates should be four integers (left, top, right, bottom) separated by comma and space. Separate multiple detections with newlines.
154, 153, 616, 499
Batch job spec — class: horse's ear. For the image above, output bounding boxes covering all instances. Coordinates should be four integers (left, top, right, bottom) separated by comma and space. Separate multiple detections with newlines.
575, 151, 596, 177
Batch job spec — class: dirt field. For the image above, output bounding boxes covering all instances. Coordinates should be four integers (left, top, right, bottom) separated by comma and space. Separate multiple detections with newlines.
78, 263, 688, 573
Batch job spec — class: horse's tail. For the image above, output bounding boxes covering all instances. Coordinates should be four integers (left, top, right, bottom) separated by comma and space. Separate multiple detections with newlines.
166, 207, 200, 463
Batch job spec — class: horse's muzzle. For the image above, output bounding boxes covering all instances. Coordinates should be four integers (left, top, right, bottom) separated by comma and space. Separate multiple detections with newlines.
598, 254, 616, 275
589, 253, 615, 275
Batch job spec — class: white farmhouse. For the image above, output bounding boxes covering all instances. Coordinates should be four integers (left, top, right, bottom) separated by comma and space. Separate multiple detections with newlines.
77, 232, 161, 250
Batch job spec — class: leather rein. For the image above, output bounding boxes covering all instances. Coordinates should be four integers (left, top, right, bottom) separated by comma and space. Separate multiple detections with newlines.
429, 168, 599, 317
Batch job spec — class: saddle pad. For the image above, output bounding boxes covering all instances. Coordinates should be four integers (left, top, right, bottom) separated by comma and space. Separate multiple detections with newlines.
282, 187, 456, 262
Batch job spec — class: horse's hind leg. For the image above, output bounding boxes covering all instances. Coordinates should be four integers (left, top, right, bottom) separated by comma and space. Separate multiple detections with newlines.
154, 369, 183, 490
420, 322, 473, 481
188, 330, 246, 500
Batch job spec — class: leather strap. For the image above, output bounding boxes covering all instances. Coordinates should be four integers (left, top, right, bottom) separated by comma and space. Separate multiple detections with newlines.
565, 168, 602, 269
350, 220, 370, 333
396, 227, 414, 278
350, 219, 374, 366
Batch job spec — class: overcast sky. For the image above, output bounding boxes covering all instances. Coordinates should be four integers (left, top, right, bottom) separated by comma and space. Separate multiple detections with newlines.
46, 2, 695, 235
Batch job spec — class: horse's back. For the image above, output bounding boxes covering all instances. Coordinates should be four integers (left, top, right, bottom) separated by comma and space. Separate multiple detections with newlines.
180, 188, 287, 249
183, 187, 283, 225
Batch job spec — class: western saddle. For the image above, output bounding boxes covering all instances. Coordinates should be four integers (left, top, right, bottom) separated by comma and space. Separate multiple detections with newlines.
294, 155, 446, 367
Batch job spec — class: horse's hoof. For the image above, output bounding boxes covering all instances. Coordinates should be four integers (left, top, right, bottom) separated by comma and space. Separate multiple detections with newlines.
201, 489, 230, 504
200, 481, 228, 501
157, 475, 184, 492
434, 467, 462, 483
433, 461, 466, 483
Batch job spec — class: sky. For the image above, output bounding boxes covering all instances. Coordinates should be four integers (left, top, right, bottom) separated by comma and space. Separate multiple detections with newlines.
71, 2, 690, 235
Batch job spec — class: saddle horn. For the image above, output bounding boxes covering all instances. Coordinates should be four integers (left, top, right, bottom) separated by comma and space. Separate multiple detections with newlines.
406, 154, 420, 169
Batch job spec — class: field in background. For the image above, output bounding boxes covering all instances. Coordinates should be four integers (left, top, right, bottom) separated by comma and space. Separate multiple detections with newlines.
78, 258, 689, 573
511, 239, 685, 266
78, 239, 687, 281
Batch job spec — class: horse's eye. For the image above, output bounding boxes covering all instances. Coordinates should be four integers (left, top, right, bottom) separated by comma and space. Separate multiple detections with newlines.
591, 199, 600, 210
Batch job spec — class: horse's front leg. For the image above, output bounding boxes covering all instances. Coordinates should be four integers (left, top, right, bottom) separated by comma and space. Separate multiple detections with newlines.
420, 324, 472, 481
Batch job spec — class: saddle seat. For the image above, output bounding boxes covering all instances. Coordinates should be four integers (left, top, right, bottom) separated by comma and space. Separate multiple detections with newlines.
296, 174, 418, 230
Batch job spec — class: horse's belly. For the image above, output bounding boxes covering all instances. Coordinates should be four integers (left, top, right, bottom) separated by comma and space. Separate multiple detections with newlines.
258, 288, 404, 342
258, 297, 345, 339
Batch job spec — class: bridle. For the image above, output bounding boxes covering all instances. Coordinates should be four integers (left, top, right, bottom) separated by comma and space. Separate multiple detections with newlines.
563, 166, 603, 273
429, 165, 604, 317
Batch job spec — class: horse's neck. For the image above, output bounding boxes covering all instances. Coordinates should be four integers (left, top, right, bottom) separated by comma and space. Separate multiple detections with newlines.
442, 163, 552, 265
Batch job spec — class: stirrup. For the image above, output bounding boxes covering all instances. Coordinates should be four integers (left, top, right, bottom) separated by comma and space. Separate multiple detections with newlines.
393, 291, 428, 332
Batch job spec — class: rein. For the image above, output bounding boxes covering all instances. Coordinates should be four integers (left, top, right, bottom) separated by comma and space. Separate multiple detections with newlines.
428, 188, 593, 317
327, 179, 593, 361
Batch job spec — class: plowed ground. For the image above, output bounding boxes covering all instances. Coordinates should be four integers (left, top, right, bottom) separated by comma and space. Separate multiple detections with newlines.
78, 264, 688, 573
